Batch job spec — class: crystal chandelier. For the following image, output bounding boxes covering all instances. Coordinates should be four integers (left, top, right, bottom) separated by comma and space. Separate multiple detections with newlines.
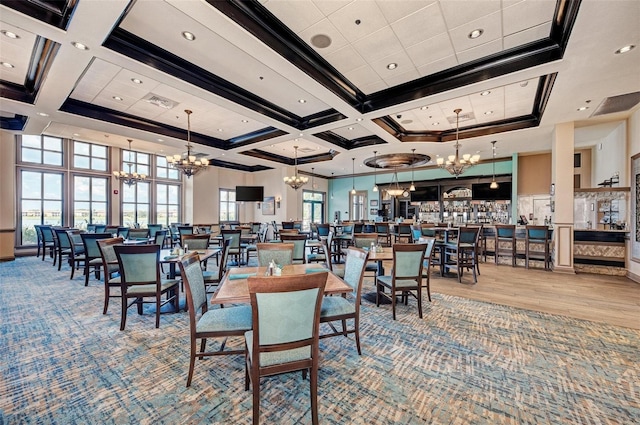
166, 109, 209, 178
113, 139, 147, 186
436, 108, 480, 177
386, 168, 405, 197
283, 145, 308, 190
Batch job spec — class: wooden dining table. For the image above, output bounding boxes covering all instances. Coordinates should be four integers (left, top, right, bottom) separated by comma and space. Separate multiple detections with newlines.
211, 263, 351, 305
160, 248, 220, 279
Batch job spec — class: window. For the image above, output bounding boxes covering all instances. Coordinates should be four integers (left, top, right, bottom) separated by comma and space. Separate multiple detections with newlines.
350, 191, 367, 221
73, 141, 108, 171
122, 148, 150, 177
302, 190, 325, 231
122, 182, 150, 228
156, 183, 180, 226
219, 189, 237, 222
20, 135, 63, 166
19, 170, 63, 245
73, 176, 108, 229
156, 156, 180, 180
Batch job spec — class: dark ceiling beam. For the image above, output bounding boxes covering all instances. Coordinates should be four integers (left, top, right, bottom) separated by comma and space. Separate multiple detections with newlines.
0, 114, 27, 131
1, 0, 78, 30
313, 131, 388, 150
240, 149, 339, 165
207, 159, 272, 172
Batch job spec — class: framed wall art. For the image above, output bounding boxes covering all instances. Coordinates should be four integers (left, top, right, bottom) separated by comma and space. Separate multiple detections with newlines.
262, 196, 275, 215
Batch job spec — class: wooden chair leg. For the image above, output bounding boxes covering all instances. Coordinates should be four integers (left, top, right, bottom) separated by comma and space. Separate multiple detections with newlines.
310, 366, 319, 425
186, 339, 196, 387
252, 370, 260, 425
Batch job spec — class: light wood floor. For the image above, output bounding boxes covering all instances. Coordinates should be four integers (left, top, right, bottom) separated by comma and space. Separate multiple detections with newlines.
425, 261, 640, 330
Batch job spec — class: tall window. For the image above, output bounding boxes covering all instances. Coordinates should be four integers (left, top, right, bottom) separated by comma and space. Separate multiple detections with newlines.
122, 182, 150, 228
156, 183, 180, 226
19, 170, 63, 244
73, 141, 107, 171
73, 176, 108, 229
20, 135, 63, 166
350, 191, 367, 221
156, 156, 180, 180
219, 189, 237, 222
302, 190, 325, 231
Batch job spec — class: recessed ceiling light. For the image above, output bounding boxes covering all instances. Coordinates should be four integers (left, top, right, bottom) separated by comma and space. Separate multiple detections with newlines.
577, 106, 589, 111
420, 106, 428, 110
348, 127, 354, 130
294, 138, 299, 142
71, 41, 89, 50
217, 128, 223, 132
299, 133, 304, 136
131, 78, 142, 84
432, 122, 439, 126
1, 30, 19, 39
1, 62, 14, 68
112, 96, 123, 101
387, 63, 398, 70
480, 90, 491, 96
37, 112, 49, 117
355, 118, 363, 122
182, 31, 196, 41
484, 110, 493, 115
468, 29, 484, 39
157, 138, 164, 142
73, 133, 80, 136
298, 99, 306, 103
241, 119, 248, 123
270, 144, 275, 147
615, 44, 635, 54
520, 81, 529, 87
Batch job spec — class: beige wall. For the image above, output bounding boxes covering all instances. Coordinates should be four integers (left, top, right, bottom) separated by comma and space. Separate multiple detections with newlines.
628, 108, 640, 282
0, 131, 16, 260
517, 153, 551, 195
574, 148, 592, 189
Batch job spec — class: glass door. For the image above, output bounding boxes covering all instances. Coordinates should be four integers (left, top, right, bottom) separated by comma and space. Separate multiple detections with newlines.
302, 191, 325, 230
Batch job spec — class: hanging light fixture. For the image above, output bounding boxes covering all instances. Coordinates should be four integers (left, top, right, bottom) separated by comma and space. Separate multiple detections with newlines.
490, 140, 499, 189
166, 109, 209, 178
409, 148, 416, 191
350, 157, 356, 194
113, 139, 147, 186
283, 145, 309, 190
386, 167, 405, 197
330, 172, 334, 199
311, 167, 317, 190
436, 108, 480, 177
372, 150, 379, 192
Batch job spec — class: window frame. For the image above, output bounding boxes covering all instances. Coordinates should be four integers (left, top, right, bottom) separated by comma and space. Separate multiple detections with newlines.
219, 188, 238, 223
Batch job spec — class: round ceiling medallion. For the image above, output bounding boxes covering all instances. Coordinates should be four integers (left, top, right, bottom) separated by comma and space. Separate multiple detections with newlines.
363, 153, 431, 169
311, 34, 332, 48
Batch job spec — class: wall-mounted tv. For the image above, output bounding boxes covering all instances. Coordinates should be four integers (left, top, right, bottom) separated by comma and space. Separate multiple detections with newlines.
236, 186, 264, 202
410, 186, 439, 202
471, 182, 512, 200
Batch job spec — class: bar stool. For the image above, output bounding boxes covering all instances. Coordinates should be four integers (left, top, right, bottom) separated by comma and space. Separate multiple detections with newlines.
494, 224, 516, 267
525, 225, 552, 270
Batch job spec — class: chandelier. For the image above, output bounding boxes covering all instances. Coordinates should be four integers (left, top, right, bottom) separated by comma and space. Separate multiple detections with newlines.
372, 150, 379, 192
113, 139, 147, 186
386, 168, 405, 197
166, 109, 209, 178
283, 145, 308, 190
436, 108, 480, 177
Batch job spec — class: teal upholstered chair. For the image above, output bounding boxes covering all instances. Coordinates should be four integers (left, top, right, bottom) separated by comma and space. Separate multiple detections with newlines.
525, 225, 552, 270
54, 228, 82, 271
117, 227, 129, 239
221, 229, 242, 266
80, 233, 112, 286
94, 224, 107, 233
202, 239, 231, 293
417, 237, 437, 302
375, 223, 391, 246
147, 224, 162, 237
113, 244, 179, 330
178, 251, 252, 387
352, 233, 379, 281
245, 272, 327, 425
128, 228, 150, 240
307, 231, 330, 265
319, 247, 369, 355
280, 234, 307, 264
154, 230, 167, 248
376, 243, 428, 320
495, 224, 517, 267
256, 243, 293, 267
444, 227, 480, 283
39, 225, 56, 261
245, 225, 268, 265
97, 237, 124, 315
411, 227, 422, 243
34, 225, 44, 258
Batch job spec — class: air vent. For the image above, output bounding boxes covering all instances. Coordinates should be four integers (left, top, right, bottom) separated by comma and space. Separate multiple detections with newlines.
592, 91, 640, 116
447, 112, 475, 124
142, 93, 177, 110
297, 147, 315, 153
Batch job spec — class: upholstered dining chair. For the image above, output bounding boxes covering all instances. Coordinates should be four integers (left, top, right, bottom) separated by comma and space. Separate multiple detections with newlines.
178, 251, 252, 387
202, 239, 231, 294
34, 224, 44, 258
245, 225, 268, 265
417, 237, 437, 302
221, 229, 243, 266
97, 237, 124, 315
245, 272, 327, 425
319, 247, 369, 355
376, 243, 428, 320
279, 233, 307, 264
444, 226, 480, 283
352, 233, 380, 281
256, 243, 294, 267
128, 228, 150, 240
495, 224, 517, 267
39, 225, 56, 261
375, 223, 391, 246
147, 224, 163, 238
66, 230, 85, 280
181, 234, 211, 269
525, 225, 552, 270
54, 228, 82, 271
307, 230, 330, 265
80, 233, 113, 286
113, 244, 179, 330
154, 229, 168, 248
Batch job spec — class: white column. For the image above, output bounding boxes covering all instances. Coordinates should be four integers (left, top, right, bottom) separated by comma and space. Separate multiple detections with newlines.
551, 122, 575, 273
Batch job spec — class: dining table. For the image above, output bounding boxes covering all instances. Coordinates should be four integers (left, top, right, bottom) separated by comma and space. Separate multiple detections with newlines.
211, 263, 352, 305
160, 248, 220, 279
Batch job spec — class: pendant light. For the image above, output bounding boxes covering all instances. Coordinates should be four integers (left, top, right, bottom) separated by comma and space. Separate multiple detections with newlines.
330, 172, 334, 199
311, 167, 317, 190
490, 141, 499, 189
436, 108, 480, 177
372, 150, 379, 192
409, 148, 416, 191
351, 158, 356, 194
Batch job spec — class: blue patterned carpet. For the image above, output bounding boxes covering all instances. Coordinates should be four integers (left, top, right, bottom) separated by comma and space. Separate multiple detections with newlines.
1, 256, 639, 424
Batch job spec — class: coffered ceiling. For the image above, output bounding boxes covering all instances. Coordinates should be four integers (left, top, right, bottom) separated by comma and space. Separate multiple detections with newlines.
1, 0, 639, 178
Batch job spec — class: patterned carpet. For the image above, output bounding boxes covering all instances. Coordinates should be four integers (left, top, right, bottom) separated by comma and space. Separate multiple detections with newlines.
1, 256, 639, 424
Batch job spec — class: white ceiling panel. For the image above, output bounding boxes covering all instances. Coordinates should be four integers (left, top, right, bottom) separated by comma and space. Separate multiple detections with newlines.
449, 11, 502, 53
456, 38, 503, 64
390, 3, 447, 49
406, 32, 456, 68
503, 0, 555, 36
263, 0, 324, 34
503, 22, 551, 50
326, 44, 367, 73
376, 0, 435, 25
440, 0, 501, 30
327, 0, 388, 44
0, 23, 36, 85
313, 0, 352, 16
299, 18, 349, 56
416, 55, 459, 77
353, 26, 405, 64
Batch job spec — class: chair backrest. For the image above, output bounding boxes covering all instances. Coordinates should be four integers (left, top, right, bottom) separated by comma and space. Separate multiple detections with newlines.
256, 243, 294, 267
178, 225, 194, 236
411, 228, 422, 242
376, 223, 389, 234
279, 234, 307, 263
181, 233, 210, 250
281, 221, 294, 229
392, 243, 427, 280
279, 229, 299, 236
147, 224, 163, 237
34, 225, 44, 243
81, 233, 113, 259
316, 223, 330, 237
94, 224, 107, 233
221, 229, 241, 250
154, 229, 167, 246
250, 222, 261, 234
216, 239, 232, 279
352, 233, 377, 249
293, 221, 302, 230
342, 248, 369, 302
54, 228, 72, 249
114, 244, 160, 286
40, 225, 54, 243
526, 225, 550, 242
353, 223, 363, 233
247, 272, 327, 364
398, 224, 412, 235
86, 224, 97, 233
257, 225, 268, 243
496, 224, 516, 239
421, 227, 436, 237
341, 225, 353, 236
178, 252, 208, 330
458, 227, 479, 245
117, 227, 130, 238
104, 225, 119, 235
97, 237, 124, 277
128, 228, 149, 239
320, 236, 333, 272
417, 237, 436, 268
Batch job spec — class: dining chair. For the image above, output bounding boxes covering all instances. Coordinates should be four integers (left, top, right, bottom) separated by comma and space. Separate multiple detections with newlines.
181, 233, 210, 251
316, 223, 330, 238
80, 233, 113, 286
147, 223, 163, 237
221, 229, 243, 266
34, 225, 44, 258
39, 225, 56, 261
444, 226, 480, 283
495, 224, 517, 267
202, 239, 231, 294
417, 237, 436, 302
94, 224, 107, 233
256, 243, 294, 267
352, 233, 380, 281
279, 233, 307, 264
375, 223, 391, 246
307, 230, 329, 265
319, 247, 369, 355
104, 225, 119, 235
281, 221, 294, 230
525, 225, 552, 270
97, 237, 124, 315
246, 226, 268, 265
54, 228, 82, 271
394, 223, 412, 243
154, 229, 168, 249
113, 244, 179, 330
178, 251, 252, 387
66, 230, 85, 280
128, 228, 150, 240
250, 222, 261, 234
117, 226, 130, 239
376, 243, 428, 320
245, 272, 327, 425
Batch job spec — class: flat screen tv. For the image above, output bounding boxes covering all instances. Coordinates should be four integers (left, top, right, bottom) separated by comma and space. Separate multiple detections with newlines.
472, 182, 512, 200
236, 186, 264, 202
410, 186, 439, 202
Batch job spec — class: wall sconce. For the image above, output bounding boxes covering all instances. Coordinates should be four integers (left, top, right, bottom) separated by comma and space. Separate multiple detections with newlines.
257, 202, 261, 210
276, 197, 281, 209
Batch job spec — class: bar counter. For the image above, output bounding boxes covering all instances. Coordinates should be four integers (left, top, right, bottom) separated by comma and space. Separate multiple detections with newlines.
573, 229, 627, 275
